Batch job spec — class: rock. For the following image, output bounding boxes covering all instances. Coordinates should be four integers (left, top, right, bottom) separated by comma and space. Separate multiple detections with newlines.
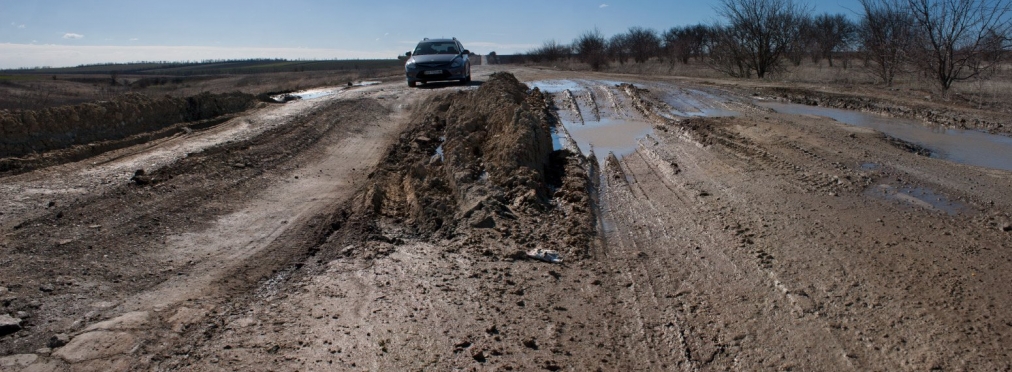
0, 314, 22, 336
0, 354, 38, 368
83, 311, 150, 332
470, 214, 496, 229
522, 338, 539, 350
0, 286, 6, 296
1003, 223, 1012, 232
52, 331, 137, 363
49, 333, 70, 348
40, 283, 55, 292
130, 169, 152, 185
36, 347, 52, 355
472, 350, 487, 363
15, 311, 29, 319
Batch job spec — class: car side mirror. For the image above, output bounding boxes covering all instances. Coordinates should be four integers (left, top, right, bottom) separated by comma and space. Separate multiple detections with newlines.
462, 49, 470, 55
405, 51, 412, 57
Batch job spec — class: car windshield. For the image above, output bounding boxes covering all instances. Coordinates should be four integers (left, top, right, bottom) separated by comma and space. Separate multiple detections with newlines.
413, 42, 460, 56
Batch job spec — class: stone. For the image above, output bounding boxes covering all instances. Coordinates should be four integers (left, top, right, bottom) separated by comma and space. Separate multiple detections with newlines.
0, 314, 22, 336
0, 354, 38, 368
49, 333, 70, 348
52, 331, 137, 363
83, 311, 150, 332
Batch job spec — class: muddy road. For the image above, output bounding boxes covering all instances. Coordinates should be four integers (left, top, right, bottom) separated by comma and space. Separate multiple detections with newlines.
1, 66, 1011, 371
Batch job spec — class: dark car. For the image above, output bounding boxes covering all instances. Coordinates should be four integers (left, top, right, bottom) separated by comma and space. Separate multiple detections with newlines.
404, 38, 471, 87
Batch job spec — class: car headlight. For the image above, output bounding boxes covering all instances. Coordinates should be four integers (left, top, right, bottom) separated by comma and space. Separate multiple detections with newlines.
405, 60, 416, 70
450, 57, 463, 68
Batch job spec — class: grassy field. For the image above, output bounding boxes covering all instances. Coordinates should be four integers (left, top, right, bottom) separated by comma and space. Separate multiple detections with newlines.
0, 59, 404, 110
518, 57, 1012, 115
0, 59, 403, 76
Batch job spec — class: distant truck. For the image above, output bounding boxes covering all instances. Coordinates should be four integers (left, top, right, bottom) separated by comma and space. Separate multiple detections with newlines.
404, 38, 472, 87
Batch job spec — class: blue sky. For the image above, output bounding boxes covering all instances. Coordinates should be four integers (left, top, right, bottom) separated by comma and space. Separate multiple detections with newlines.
0, 0, 864, 69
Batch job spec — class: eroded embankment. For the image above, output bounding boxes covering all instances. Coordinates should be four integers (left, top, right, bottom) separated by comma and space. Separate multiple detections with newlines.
763, 87, 1009, 135
0, 92, 257, 167
326, 72, 596, 261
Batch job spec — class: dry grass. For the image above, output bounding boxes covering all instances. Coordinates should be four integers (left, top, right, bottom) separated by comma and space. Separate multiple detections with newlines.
0, 67, 402, 111
520, 58, 1012, 114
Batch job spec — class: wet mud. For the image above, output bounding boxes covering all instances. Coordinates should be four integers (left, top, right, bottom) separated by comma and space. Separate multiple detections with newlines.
2, 68, 1012, 371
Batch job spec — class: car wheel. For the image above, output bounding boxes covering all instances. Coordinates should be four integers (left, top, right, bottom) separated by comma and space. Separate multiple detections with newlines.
408, 80, 416, 88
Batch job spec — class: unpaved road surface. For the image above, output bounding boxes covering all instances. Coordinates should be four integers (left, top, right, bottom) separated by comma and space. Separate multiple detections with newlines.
1, 66, 1011, 371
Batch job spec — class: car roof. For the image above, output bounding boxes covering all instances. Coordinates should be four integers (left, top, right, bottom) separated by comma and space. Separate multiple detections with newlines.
420, 38, 458, 43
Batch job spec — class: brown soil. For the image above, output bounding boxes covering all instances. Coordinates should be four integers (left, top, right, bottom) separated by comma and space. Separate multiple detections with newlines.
1, 67, 1011, 371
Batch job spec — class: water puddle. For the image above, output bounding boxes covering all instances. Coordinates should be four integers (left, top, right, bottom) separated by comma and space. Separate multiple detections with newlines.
757, 101, 1012, 172
550, 127, 567, 151
866, 184, 969, 215
528, 80, 586, 93
566, 118, 656, 158
433, 136, 446, 162
269, 82, 382, 102
860, 162, 880, 171
661, 88, 740, 118
271, 88, 339, 102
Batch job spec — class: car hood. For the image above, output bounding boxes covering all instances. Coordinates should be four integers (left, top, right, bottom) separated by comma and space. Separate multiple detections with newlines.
410, 54, 461, 64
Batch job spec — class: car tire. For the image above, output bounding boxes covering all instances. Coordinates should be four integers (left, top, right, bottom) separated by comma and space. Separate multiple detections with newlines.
408, 80, 416, 88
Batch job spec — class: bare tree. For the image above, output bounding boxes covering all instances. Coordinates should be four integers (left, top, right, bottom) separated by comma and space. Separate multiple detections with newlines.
786, 15, 817, 66
859, 0, 915, 85
625, 27, 662, 63
663, 25, 713, 65
574, 28, 609, 71
608, 33, 631, 65
716, 0, 812, 78
905, 0, 1012, 95
527, 40, 570, 63
663, 26, 693, 65
709, 25, 755, 77
812, 13, 857, 66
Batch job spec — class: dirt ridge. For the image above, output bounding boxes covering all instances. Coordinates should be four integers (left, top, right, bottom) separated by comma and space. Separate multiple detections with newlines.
0, 92, 257, 159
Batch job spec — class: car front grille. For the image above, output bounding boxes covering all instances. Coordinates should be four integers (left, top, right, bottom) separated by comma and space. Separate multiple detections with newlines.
416, 62, 449, 68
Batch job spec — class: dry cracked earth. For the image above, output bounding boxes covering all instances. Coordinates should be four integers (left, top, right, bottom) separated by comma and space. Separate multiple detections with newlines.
1, 66, 1011, 371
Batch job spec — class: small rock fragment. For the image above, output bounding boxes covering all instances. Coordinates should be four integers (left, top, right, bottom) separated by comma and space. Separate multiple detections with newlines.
131, 169, 152, 185
49, 333, 70, 348
0, 314, 22, 336
526, 248, 562, 264
522, 338, 539, 350
472, 350, 487, 363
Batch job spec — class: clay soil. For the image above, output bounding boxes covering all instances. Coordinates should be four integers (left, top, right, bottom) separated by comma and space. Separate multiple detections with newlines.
1, 66, 1011, 371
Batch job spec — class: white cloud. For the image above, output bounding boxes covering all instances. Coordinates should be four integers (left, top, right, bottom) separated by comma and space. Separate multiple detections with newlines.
18, 24, 26, 29
0, 43, 401, 69
62, 33, 84, 39
129, 38, 139, 41
599, 3, 609, 8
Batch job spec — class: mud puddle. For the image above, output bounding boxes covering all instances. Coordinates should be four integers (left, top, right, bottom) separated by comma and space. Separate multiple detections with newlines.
531, 79, 746, 161
757, 101, 1012, 172
866, 184, 971, 215
269, 82, 381, 102
565, 118, 655, 157
660, 88, 740, 117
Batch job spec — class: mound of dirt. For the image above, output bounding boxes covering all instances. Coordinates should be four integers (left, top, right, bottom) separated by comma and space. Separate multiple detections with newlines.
0, 92, 256, 158
339, 72, 596, 259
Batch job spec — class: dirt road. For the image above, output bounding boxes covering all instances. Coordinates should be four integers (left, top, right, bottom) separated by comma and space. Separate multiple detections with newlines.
1, 67, 1011, 371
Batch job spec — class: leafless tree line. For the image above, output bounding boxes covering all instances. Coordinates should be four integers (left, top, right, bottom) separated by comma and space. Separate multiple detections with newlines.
524, 0, 1010, 95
